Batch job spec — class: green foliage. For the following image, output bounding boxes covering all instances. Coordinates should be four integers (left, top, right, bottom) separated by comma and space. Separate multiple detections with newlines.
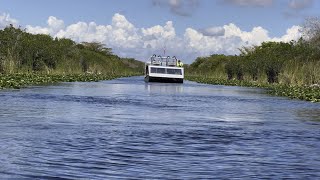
186, 40, 319, 86
185, 18, 320, 102
270, 84, 320, 102
186, 75, 320, 102
0, 26, 144, 76
0, 72, 141, 89
225, 56, 244, 80
0, 25, 144, 90
78, 42, 113, 55
187, 54, 230, 79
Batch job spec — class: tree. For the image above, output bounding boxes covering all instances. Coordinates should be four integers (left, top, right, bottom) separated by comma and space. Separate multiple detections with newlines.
302, 17, 320, 43
80, 42, 113, 55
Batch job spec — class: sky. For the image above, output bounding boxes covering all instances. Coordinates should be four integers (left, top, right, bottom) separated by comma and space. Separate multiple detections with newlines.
0, 0, 319, 63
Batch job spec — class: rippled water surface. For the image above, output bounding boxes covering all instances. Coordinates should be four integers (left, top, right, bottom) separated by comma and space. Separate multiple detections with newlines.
0, 76, 319, 179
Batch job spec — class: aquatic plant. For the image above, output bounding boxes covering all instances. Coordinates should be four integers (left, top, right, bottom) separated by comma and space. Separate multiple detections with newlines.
186, 75, 320, 102
0, 73, 141, 89
269, 84, 320, 102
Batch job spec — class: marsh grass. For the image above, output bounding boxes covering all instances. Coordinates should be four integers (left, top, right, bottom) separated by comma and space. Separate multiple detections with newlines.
185, 39, 320, 102
0, 72, 141, 89
186, 75, 320, 102
0, 26, 144, 89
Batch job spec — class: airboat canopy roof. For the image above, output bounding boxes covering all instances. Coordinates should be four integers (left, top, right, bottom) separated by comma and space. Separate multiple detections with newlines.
147, 54, 179, 67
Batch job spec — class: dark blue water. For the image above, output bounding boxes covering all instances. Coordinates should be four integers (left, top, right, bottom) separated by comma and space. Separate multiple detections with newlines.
0, 76, 319, 179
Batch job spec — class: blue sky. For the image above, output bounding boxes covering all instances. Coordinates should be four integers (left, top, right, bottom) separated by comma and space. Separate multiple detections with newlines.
0, 0, 319, 63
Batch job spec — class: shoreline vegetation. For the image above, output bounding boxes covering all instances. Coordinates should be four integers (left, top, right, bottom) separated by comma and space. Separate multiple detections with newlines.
0, 25, 144, 89
1, 20, 320, 103
186, 76, 320, 102
185, 18, 320, 102
0, 73, 141, 89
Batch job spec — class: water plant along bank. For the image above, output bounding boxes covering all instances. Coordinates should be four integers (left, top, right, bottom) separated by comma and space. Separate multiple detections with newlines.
0, 25, 144, 88
185, 18, 320, 102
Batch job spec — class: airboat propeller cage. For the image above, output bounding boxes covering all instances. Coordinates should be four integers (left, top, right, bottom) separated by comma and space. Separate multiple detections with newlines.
144, 55, 184, 83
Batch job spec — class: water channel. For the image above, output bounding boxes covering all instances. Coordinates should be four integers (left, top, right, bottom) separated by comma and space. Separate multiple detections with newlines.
0, 76, 319, 179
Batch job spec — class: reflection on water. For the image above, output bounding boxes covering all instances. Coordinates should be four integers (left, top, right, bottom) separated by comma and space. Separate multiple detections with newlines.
295, 109, 320, 122
0, 76, 319, 179
145, 82, 184, 94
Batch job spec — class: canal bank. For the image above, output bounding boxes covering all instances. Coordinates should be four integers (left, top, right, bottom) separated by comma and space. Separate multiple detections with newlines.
0, 73, 142, 89
186, 75, 320, 102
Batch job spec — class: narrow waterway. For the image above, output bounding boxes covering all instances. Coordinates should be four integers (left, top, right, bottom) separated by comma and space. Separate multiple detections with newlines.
0, 76, 319, 179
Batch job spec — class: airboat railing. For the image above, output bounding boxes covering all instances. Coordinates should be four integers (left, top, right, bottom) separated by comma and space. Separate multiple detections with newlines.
150, 54, 178, 67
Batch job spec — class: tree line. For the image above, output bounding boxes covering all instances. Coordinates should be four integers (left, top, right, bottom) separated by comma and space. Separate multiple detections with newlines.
0, 25, 144, 75
186, 18, 320, 86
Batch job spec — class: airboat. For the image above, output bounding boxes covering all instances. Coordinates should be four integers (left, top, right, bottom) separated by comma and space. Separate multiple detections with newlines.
144, 55, 184, 83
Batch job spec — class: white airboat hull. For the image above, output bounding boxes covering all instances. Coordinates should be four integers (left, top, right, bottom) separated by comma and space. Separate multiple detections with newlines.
144, 55, 184, 83
144, 75, 183, 83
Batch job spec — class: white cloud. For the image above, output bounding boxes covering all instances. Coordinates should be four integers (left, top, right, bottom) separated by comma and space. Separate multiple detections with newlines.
110, 13, 141, 49
26, 16, 64, 35
142, 21, 175, 40
26, 25, 50, 35
224, 24, 270, 44
183, 25, 268, 57
24, 13, 301, 63
47, 16, 64, 34
141, 21, 176, 51
0, 13, 18, 29
271, 25, 301, 42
